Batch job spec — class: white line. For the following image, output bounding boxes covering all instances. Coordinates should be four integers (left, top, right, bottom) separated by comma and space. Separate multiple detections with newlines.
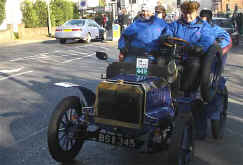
229, 98, 243, 106
0, 71, 33, 81
0, 67, 24, 74
228, 114, 243, 123
93, 44, 110, 51
62, 53, 96, 64
10, 127, 47, 146
226, 128, 243, 139
10, 53, 47, 62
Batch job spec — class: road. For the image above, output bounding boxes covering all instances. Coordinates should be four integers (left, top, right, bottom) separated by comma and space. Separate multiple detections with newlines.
0, 39, 242, 165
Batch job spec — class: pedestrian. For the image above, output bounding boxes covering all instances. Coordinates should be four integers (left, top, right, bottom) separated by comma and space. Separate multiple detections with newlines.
118, 8, 129, 33
102, 14, 107, 28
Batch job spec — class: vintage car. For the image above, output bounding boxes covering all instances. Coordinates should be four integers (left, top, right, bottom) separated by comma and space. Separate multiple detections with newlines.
47, 37, 227, 165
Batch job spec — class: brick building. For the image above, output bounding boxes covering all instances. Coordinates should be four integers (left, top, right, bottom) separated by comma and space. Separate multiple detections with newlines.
213, 0, 243, 13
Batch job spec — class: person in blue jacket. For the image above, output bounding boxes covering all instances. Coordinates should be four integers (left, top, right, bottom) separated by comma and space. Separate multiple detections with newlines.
118, 3, 169, 62
199, 9, 231, 140
200, 9, 232, 65
162, 1, 220, 140
162, 1, 216, 94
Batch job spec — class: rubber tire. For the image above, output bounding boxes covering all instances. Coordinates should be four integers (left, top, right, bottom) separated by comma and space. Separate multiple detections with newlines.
233, 38, 239, 46
102, 31, 107, 41
200, 46, 222, 103
47, 96, 84, 162
211, 86, 228, 140
168, 113, 194, 165
60, 39, 66, 44
85, 33, 91, 43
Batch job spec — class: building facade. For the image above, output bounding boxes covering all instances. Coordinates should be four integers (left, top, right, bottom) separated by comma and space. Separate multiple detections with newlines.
213, 0, 243, 13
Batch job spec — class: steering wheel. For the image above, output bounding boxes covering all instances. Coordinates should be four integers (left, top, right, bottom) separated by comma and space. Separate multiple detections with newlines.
163, 37, 190, 48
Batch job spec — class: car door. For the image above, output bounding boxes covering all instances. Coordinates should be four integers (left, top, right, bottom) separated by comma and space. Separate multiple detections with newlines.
86, 20, 94, 38
90, 20, 100, 38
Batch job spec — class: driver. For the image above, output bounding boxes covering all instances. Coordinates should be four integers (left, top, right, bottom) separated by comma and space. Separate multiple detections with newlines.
163, 1, 216, 93
118, 3, 169, 62
162, 1, 218, 140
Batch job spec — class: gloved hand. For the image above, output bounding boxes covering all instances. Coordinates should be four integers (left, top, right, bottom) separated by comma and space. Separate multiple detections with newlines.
186, 45, 204, 57
120, 47, 128, 55
160, 35, 170, 43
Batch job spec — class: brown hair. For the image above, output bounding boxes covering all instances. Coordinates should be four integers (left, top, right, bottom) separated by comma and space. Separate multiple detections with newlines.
155, 5, 166, 14
180, 1, 200, 13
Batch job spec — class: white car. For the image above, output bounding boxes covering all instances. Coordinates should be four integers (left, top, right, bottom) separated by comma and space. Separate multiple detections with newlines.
55, 19, 106, 44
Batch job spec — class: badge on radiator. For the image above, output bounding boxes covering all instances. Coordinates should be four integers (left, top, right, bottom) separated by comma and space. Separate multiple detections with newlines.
136, 58, 149, 76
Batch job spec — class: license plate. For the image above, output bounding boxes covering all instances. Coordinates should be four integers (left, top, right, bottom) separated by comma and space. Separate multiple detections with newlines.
136, 58, 149, 76
64, 29, 72, 32
96, 132, 136, 148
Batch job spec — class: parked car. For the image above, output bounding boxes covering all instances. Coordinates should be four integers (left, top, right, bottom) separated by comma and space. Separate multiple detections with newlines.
55, 19, 106, 44
212, 17, 240, 46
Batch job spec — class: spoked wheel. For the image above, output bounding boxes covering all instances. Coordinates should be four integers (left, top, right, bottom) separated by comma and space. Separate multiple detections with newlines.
168, 114, 194, 165
201, 46, 223, 103
48, 96, 86, 162
211, 86, 228, 140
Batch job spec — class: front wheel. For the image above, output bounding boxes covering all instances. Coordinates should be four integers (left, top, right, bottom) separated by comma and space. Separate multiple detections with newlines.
168, 114, 194, 165
200, 46, 222, 103
47, 96, 86, 162
211, 86, 228, 139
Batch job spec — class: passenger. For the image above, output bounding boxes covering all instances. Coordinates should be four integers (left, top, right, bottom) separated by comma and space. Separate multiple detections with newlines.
200, 9, 231, 140
200, 9, 232, 66
155, 5, 166, 19
118, 3, 168, 62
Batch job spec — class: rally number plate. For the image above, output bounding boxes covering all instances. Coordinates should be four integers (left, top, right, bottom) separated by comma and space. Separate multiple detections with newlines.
136, 58, 149, 76
96, 132, 136, 148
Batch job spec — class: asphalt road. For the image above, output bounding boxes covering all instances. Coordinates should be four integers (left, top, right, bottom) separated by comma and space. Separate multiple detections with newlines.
0, 39, 243, 165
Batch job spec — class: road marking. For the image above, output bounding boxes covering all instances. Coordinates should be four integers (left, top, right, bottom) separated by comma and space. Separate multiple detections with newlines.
0, 67, 24, 74
0, 71, 33, 81
62, 53, 96, 64
228, 114, 243, 123
228, 98, 243, 106
226, 128, 243, 139
93, 44, 110, 51
10, 127, 47, 146
10, 53, 48, 62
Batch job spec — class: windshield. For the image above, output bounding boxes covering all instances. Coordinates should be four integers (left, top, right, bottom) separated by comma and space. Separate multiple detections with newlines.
213, 19, 233, 29
64, 20, 85, 26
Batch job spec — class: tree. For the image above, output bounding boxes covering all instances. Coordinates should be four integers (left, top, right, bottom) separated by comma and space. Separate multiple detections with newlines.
73, 3, 80, 19
21, 0, 39, 28
33, 0, 48, 27
51, 0, 74, 26
0, 0, 6, 25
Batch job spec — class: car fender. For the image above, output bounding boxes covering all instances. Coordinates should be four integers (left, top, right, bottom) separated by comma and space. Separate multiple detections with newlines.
54, 82, 96, 106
